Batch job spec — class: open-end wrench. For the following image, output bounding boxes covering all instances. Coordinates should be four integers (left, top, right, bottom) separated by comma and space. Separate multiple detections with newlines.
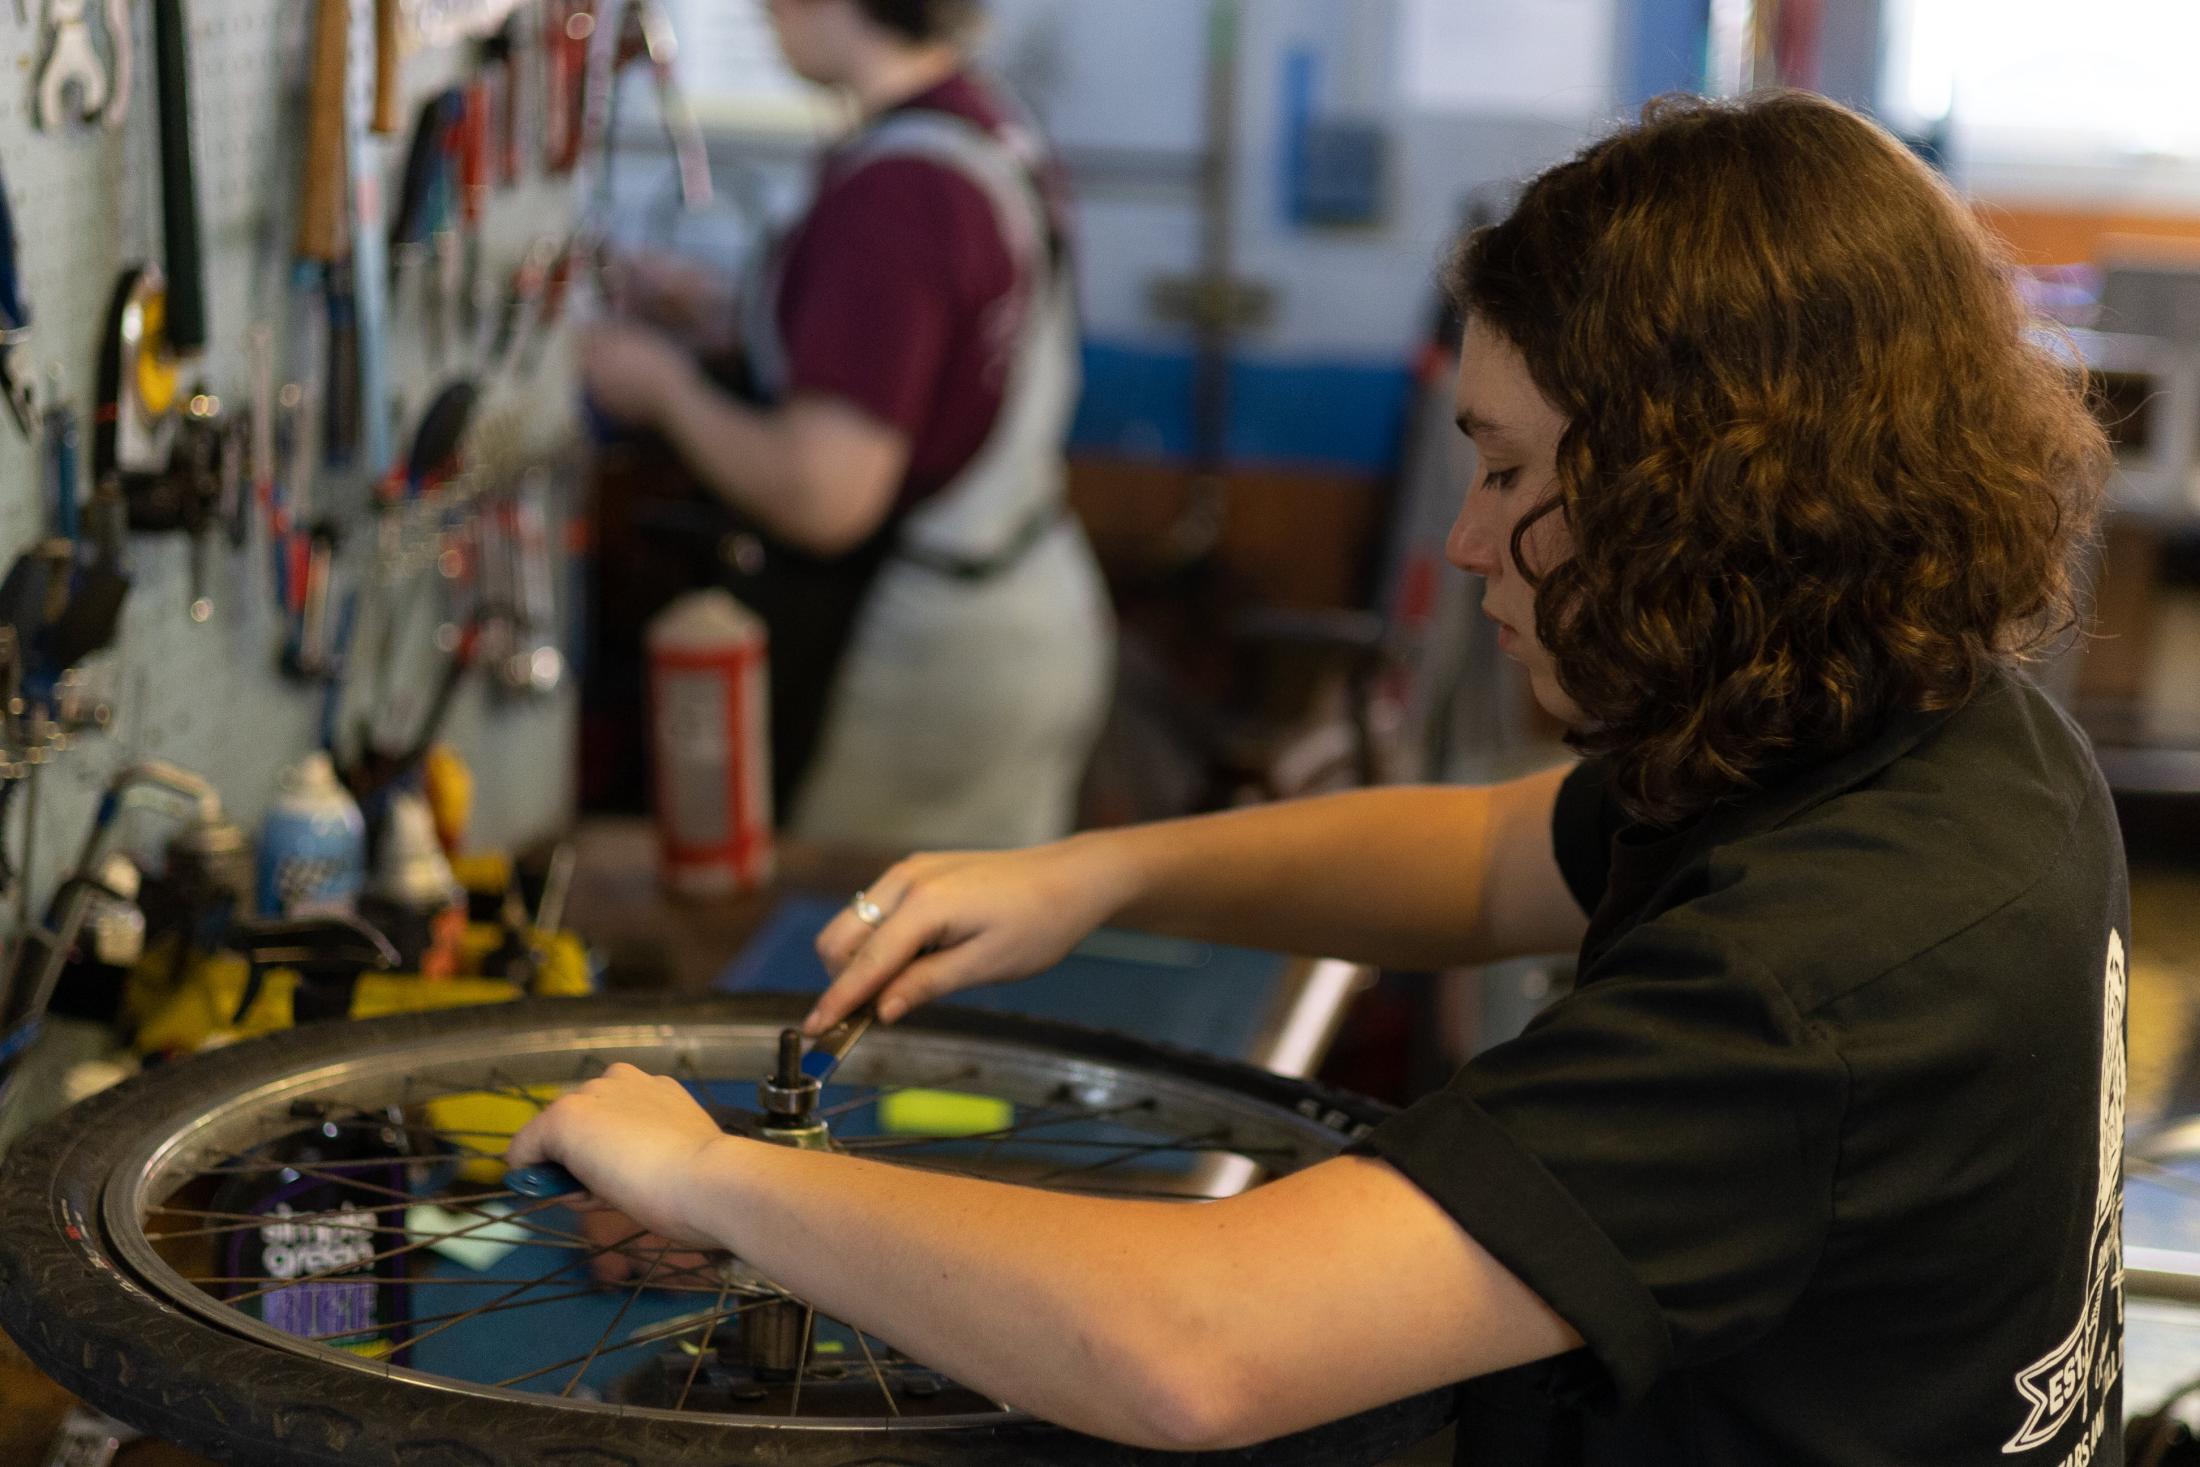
100, 0, 131, 129
38, 0, 108, 131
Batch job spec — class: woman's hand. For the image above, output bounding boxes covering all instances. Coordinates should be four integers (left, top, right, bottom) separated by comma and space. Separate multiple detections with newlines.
806, 838, 1138, 1035
579, 320, 700, 431
506, 1063, 733, 1251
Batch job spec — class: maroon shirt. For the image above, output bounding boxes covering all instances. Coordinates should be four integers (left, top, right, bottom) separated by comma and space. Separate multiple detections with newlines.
772, 72, 1069, 507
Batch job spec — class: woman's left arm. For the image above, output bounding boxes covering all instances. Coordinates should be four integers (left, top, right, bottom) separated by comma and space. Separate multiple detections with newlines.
508, 1065, 1582, 1452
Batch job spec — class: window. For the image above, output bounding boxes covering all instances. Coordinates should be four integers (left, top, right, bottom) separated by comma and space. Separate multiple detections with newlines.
1882, 0, 2200, 201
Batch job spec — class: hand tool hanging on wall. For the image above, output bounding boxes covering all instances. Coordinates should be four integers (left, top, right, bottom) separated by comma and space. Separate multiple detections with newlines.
299, 0, 361, 469
349, 0, 398, 480
93, 260, 222, 619
499, 471, 564, 697
489, 235, 556, 374
38, 0, 109, 131
0, 164, 36, 440
459, 72, 497, 357
152, 0, 206, 355
90, 0, 221, 621
93, 265, 180, 484
40, 399, 131, 676
484, 21, 522, 187
344, 380, 486, 796
614, 1, 712, 213
270, 384, 319, 671
42, 395, 79, 542
375, 0, 405, 136
100, 0, 131, 130
543, 0, 593, 176
0, 403, 130, 831
388, 89, 465, 367
173, 388, 224, 620
72, 480, 132, 672
516, 237, 578, 376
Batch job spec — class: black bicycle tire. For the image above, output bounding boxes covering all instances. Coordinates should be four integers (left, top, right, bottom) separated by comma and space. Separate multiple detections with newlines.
0, 993, 1456, 1467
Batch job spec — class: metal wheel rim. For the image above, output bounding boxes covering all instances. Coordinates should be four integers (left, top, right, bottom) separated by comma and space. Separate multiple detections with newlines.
99, 1012, 1357, 1434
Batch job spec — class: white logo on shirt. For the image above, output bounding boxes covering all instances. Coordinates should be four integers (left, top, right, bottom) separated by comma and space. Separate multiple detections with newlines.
2002, 928, 2126, 1455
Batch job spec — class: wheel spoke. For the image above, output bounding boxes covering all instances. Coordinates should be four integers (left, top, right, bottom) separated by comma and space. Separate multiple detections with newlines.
562, 1244, 674, 1397
674, 1277, 735, 1412
189, 1152, 502, 1176
151, 1212, 586, 1251
787, 1307, 817, 1417
493, 1295, 782, 1389
298, 1283, 625, 1341
1027, 1129, 1232, 1186
399, 1224, 655, 1356
814, 1067, 983, 1122
851, 1326, 900, 1417
215, 1194, 572, 1306
299, 1107, 518, 1163
185, 1273, 740, 1294
833, 1098, 1153, 1152
484, 1068, 556, 1112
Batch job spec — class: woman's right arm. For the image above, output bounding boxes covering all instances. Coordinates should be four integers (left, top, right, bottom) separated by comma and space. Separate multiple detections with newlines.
808, 765, 1587, 1033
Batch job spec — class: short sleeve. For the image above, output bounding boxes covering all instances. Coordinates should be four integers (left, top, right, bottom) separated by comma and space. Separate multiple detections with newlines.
1358, 920, 1847, 1406
1551, 758, 1620, 917
776, 157, 1006, 438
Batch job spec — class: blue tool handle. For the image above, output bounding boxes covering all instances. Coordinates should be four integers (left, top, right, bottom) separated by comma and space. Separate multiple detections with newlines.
0, 179, 24, 333
505, 1162, 584, 1199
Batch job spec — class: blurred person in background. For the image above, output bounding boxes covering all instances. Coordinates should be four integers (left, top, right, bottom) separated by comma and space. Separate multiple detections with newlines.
585, 0, 1111, 850
526, 92, 2124, 1466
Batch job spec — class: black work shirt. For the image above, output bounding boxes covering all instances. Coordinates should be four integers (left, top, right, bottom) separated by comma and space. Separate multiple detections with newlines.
1363, 669, 2129, 1465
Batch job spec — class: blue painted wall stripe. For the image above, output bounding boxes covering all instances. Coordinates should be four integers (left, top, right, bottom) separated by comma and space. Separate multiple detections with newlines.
1071, 340, 1415, 476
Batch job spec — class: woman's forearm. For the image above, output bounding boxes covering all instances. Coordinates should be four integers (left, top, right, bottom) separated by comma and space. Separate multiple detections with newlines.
674, 1135, 1575, 1452
656, 373, 812, 540
679, 1136, 1226, 1448
1074, 784, 1519, 969
654, 375, 907, 556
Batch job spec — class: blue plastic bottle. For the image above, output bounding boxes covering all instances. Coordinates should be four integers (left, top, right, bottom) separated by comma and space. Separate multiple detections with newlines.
256, 752, 367, 917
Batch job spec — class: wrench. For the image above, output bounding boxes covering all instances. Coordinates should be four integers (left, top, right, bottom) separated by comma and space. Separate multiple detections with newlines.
101, 0, 131, 129
38, 0, 108, 131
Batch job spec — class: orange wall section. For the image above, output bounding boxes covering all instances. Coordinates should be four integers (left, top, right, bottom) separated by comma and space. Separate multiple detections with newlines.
1978, 202, 2200, 267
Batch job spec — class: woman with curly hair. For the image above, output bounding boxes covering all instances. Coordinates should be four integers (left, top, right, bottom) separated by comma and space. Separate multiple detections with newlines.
515, 92, 2126, 1464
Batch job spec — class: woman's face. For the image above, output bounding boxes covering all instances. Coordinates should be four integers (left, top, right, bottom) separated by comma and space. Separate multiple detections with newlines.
764, 0, 838, 85
1444, 316, 1584, 727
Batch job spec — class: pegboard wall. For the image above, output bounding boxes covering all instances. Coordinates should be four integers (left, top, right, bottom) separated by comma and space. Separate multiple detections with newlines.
0, 0, 588, 909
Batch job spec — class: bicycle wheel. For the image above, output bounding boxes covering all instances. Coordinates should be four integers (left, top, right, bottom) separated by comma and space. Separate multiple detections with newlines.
0, 993, 1455, 1466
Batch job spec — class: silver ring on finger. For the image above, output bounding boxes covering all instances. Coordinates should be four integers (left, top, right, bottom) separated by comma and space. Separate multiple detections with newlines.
852, 890, 886, 929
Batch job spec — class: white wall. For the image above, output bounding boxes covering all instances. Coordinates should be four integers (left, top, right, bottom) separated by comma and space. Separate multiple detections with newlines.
987, 0, 1621, 361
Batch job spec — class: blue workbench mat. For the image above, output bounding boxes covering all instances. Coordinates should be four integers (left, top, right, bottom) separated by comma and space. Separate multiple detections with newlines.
716, 895, 1291, 1063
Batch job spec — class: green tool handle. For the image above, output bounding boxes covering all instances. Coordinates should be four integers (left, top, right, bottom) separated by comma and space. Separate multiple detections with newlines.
154, 0, 207, 353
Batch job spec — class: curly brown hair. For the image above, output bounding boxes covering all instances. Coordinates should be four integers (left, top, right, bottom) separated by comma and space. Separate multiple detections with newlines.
1454, 91, 2111, 826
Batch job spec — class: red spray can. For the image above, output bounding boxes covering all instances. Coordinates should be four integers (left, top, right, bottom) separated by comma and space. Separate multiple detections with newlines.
647, 590, 774, 896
